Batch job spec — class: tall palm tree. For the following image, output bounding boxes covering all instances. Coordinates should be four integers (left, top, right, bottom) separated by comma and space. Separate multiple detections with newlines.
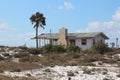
30, 12, 46, 48
116, 38, 118, 48
110, 42, 115, 48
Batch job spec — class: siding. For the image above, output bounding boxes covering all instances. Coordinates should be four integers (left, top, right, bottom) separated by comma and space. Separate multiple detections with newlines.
75, 35, 105, 50
75, 38, 93, 50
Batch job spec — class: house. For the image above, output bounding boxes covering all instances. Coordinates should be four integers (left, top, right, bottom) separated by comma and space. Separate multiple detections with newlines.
37, 27, 109, 50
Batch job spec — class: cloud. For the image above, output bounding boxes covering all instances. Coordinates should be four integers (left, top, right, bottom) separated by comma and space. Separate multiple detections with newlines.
0, 21, 15, 32
112, 7, 120, 20
77, 6, 120, 44
0, 32, 36, 47
85, 21, 100, 32
0, 21, 7, 32
59, 2, 75, 10
102, 21, 119, 29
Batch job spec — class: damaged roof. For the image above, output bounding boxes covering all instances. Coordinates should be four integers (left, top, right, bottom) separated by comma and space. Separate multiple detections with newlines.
38, 32, 109, 39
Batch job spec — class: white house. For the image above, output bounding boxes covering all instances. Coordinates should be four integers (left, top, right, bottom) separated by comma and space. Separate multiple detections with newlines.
37, 27, 109, 50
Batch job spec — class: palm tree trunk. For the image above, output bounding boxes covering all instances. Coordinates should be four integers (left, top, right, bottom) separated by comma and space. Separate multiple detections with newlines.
36, 27, 39, 48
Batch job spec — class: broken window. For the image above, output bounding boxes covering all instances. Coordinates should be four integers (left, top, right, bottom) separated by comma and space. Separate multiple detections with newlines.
82, 39, 87, 45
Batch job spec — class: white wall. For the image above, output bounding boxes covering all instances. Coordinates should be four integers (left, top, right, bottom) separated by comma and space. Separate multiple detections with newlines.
75, 38, 93, 50
94, 35, 105, 44
75, 35, 106, 50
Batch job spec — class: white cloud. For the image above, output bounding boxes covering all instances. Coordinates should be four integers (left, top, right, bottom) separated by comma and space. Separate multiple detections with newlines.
59, 2, 75, 10
102, 21, 119, 29
1, 32, 36, 47
112, 7, 120, 20
0, 21, 15, 32
86, 21, 100, 31
0, 21, 7, 32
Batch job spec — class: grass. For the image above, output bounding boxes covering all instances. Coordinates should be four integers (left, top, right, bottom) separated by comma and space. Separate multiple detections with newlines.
0, 46, 120, 67
0, 61, 41, 71
0, 75, 37, 80
38, 51, 106, 66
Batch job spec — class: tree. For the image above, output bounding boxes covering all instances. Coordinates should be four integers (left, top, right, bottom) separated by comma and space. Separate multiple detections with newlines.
30, 12, 46, 48
110, 42, 115, 48
116, 38, 118, 48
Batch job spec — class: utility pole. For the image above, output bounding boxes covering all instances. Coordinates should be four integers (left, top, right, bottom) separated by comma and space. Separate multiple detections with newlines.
50, 29, 52, 45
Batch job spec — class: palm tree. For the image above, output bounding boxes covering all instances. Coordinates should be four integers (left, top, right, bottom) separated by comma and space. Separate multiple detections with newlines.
116, 38, 118, 48
110, 42, 115, 48
30, 12, 46, 48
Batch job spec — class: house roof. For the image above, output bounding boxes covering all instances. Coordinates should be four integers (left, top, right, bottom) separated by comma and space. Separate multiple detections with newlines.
39, 33, 59, 39
38, 32, 109, 39
76, 32, 109, 39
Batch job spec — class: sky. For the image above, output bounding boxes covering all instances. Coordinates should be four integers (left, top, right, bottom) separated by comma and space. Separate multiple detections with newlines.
0, 0, 120, 47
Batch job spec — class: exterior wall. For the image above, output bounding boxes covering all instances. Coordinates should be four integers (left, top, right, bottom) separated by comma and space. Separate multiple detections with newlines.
58, 28, 67, 47
75, 35, 106, 50
75, 38, 93, 50
94, 35, 105, 44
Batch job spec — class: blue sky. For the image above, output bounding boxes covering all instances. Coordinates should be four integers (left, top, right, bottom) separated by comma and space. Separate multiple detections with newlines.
0, 0, 120, 47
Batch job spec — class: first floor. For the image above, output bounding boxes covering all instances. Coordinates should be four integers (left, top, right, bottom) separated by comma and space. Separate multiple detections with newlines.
38, 36, 105, 50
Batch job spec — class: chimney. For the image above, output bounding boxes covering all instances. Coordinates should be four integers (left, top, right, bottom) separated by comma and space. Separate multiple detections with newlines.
58, 27, 68, 47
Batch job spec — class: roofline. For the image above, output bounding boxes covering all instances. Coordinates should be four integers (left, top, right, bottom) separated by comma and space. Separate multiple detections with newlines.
99, 32, 109, 39
31, 32, 109, 40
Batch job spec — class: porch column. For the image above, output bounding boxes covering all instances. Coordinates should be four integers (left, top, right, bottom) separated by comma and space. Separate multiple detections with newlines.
44, 38, 46, 46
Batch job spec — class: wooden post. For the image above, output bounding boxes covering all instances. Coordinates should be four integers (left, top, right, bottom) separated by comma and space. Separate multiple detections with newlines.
39, 38, 41, 48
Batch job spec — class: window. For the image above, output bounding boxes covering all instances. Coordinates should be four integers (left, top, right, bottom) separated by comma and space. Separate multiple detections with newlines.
93, 39, 95, 45
82, 39, 87, 45
100, 40, 102, 43
70, 40, 75, 45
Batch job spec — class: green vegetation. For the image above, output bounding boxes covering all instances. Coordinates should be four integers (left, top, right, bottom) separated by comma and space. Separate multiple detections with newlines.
92, 43, 109, 54
13, 53, 29, 58
19, 55, 40, 62
28, 48, 42, 54
42, 44, 66, 53
0, 45, 120, 67
67, 44, 80, 52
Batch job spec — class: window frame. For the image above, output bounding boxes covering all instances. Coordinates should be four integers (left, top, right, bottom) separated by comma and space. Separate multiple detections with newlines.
81, 39, 87, 45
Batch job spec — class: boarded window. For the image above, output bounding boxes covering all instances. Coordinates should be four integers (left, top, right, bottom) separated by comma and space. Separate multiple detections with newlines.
82, 39, 87, 45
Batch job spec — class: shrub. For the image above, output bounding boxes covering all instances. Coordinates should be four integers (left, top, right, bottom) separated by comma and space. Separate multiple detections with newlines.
52, 45, 66, 53
103, 78, 110, 80
13, 53, 29, 58
10, 68, 21, 72
67, 71, 75, 76
18, 77, 37, 80
117, 74, 120, 77
28, 48, 42, 54
19, 55, 40, 62
92, 43, 109, 54
67, 44, 80, 52
0, 70, 3, 73
44, 68, 51, 72
26, 73, 31, 77
83, 69, 91, 74
18, 46, 28, 50
0, 56, 4, 60
42, 44, 52, 52
0, 48, 5, 52
3, 53, 10, 57
42, 44, 66, 53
